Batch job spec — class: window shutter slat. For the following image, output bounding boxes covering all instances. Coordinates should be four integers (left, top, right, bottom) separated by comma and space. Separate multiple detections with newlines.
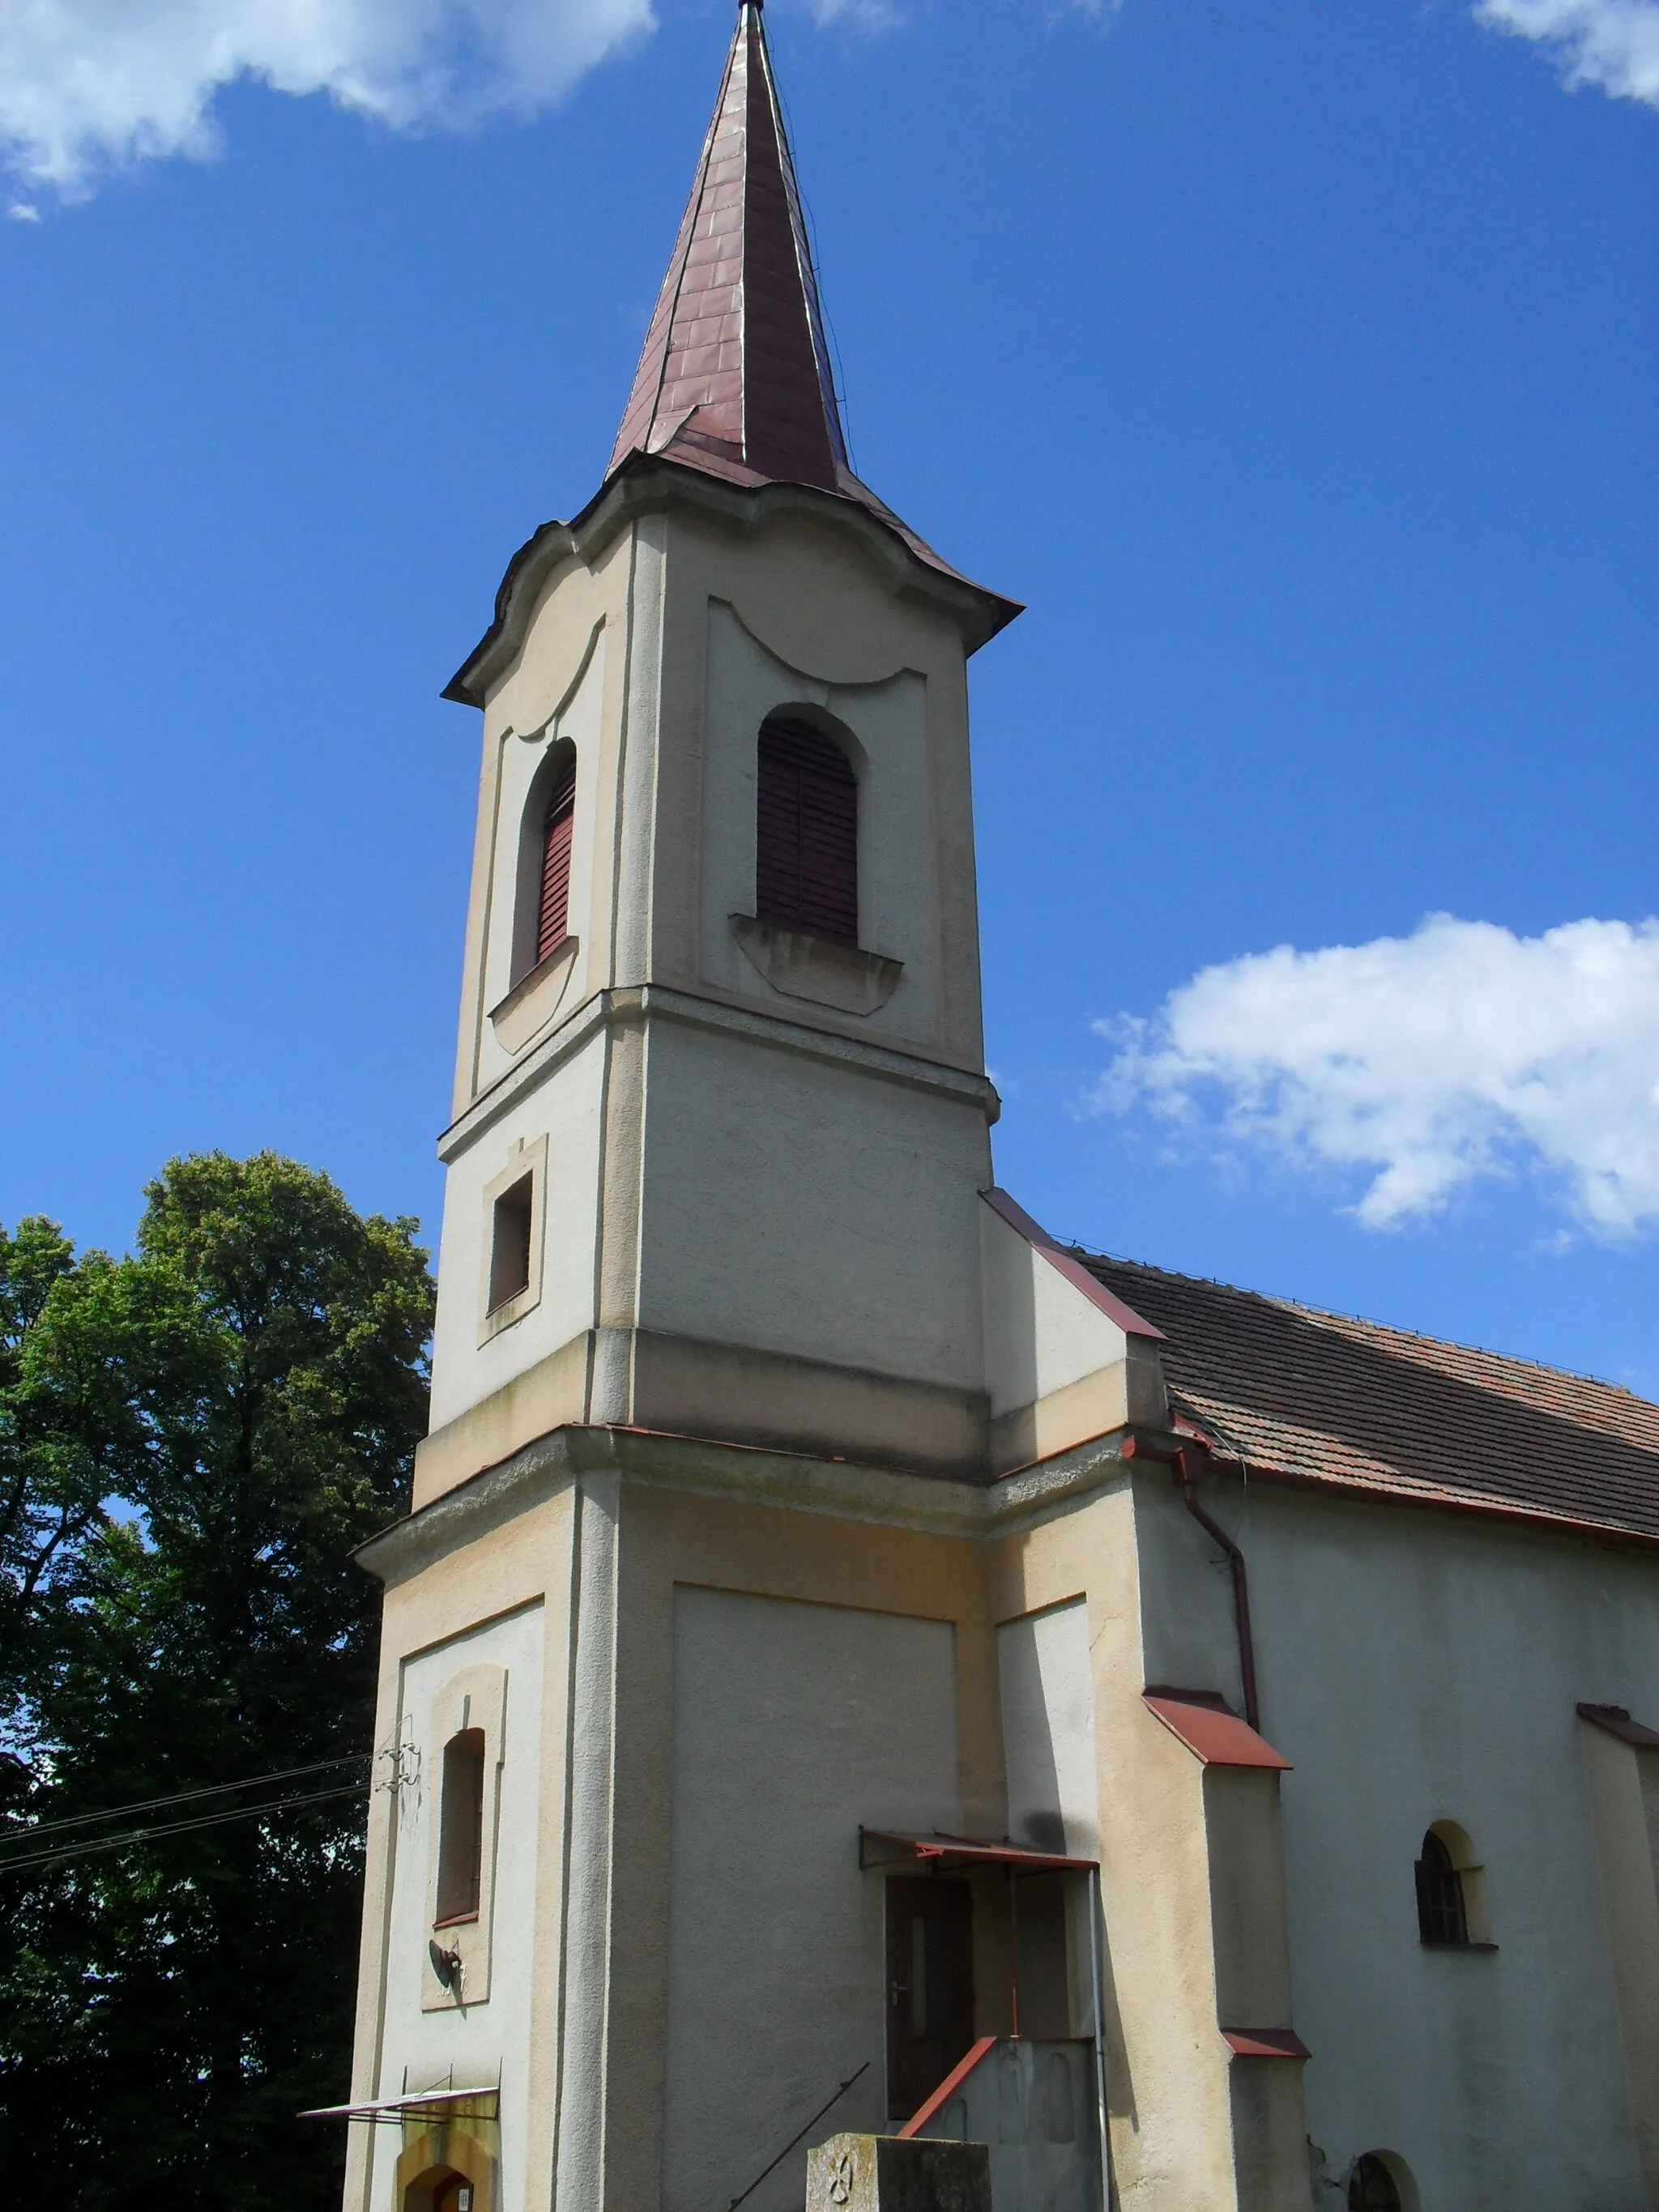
755, 716, 857, 947
536, 761, 577, 965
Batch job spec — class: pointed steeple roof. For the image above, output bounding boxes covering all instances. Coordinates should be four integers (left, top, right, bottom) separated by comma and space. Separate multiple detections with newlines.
441, 6, 1021, 707
609, 0, 848, 492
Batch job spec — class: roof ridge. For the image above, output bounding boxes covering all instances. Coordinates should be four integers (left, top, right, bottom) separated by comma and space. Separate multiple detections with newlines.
1068, 1243, 1648, 1409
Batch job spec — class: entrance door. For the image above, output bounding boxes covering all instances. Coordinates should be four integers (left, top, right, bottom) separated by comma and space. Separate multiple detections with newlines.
885, 1877, 975, 2120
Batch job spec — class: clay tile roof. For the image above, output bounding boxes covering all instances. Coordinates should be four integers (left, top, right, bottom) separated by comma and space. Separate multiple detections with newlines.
1076, 1252, 1659, 1546
610, 0, 847, 492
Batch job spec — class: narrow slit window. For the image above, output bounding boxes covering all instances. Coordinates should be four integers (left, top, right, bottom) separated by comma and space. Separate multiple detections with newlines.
756, 715, 858, 947
536, 759, 577, 966
435, 1728, 487, 1927
1414, 1827, 1469, 1946
488, 1174, 534, 1314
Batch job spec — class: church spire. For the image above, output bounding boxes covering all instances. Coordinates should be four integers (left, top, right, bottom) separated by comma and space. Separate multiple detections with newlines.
608, 0, 849, 493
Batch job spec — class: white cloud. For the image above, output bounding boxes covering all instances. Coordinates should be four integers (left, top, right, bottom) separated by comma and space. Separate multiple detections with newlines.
7, 202, 42, 221
1474, 0, 1659, 108
0, 0, 658, 196
1096, 914, 1659, 1238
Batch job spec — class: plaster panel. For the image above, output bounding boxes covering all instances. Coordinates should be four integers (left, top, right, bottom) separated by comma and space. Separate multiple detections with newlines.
698, 600, 940, 1047
633, 1015, 989, 1389
1247, 1486, 1659, 2210
471, 631, 608, 1097
999, 1598, 1100, 1859
368, 1603, 547, 2212
454, 528, 630, 1119
989, 1480, 1249, 2210
428, 1030, 606, 1435
660, 1588, 960, 2212
981, 1207, 1128, 1418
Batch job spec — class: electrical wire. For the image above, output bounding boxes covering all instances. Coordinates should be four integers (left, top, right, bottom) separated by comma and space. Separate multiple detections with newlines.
0, 1752, 373, 1846
0, 1779, 370, 1876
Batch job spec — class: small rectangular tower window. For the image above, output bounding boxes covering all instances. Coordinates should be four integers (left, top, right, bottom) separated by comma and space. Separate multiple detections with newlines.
488, 1175, 534, 1313
477, 1136, 547, 1345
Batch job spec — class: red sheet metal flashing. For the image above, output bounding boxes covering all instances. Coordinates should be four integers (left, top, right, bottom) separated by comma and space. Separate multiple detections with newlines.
1222, 2029, 1310, 2061
981, 1188, 1166, 1342
896, 2037, 998, 2140
1578, 1703, 1659, 1748
1143, 1691, 1291, 1771
859, 1827, 1098, 1874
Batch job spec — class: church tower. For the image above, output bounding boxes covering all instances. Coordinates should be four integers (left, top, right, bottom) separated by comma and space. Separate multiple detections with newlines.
416, 0, 1021, 1499
337, 12, 1314, 2212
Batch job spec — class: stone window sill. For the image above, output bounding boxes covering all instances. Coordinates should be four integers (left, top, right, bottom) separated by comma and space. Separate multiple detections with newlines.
730, 913, 902, 1016
489, 935, 580, 1056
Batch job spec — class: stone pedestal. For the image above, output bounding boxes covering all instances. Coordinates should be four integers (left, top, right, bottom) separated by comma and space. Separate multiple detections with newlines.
804, 2134, 992, 2212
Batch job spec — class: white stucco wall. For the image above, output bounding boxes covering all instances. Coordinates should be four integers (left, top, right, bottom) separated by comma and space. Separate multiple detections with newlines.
634, 1016, 990, 1391
980, 1208, 1128, 1421
367, 1601, 546, 2212
660, 1587, 961, 2212
426, 1028, 606, 1434
1244, 1485, 1659, 2210
999, 1597, 1100, 1860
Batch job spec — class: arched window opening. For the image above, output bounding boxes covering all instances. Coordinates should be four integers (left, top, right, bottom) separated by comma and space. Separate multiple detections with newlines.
756, 714, 858, 947
1348, 2154, 1402, 2211
1414, 1826, 1469, 1946
535, 757, 577, 967
435, 1728, 487, 1927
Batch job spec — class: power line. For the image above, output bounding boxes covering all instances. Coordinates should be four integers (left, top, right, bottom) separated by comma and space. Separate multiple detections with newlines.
0, 1780, 370, 1876
0, 1753, 373, 1847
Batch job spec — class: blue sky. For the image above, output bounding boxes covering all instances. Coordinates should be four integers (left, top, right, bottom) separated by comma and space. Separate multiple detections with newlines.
2, 0, 1656, 1392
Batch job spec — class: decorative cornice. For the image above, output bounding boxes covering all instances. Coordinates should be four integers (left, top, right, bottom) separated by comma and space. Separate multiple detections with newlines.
442, 456, 1020, 710
356, 1422, 1137, 1587
437, 979, 1000, 1163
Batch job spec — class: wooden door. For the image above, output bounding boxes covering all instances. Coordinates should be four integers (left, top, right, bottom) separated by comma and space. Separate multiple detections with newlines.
885, 1877, 975, 2120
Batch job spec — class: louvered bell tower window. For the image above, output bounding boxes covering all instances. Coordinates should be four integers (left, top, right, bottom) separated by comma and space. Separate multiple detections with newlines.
536, 760, 577, 965
756, 716, 858, 948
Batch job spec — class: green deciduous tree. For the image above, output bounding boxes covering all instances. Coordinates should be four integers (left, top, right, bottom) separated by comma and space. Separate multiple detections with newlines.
0, 1153, 433, 2212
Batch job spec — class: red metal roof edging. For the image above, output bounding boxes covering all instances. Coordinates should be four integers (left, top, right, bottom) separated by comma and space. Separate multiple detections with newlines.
1143, 1691, 1291, 1771
896, 2037, 998, 2141
1222, 2028, 1310, 2060
981, 1188, 1166, 1342
859, 1827, 1098, 1874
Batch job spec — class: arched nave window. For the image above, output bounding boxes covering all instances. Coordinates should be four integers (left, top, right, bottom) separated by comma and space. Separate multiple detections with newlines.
1348, 2153, 1404, 2211
1415, 1820, 1491, 1946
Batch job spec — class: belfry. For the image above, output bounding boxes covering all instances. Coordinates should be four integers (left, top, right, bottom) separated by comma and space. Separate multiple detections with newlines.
337, 11, 1659, 2212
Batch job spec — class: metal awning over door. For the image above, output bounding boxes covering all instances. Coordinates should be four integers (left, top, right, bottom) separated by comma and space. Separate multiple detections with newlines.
859, 1827, 1098, 1875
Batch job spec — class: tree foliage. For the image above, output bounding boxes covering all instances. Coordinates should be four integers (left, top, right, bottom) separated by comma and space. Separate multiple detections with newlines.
0, 1153, 433, 2211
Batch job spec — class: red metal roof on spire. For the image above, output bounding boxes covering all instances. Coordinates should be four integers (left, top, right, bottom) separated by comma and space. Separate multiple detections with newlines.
609, 1, 847, 492
440, 5, 1021, 709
